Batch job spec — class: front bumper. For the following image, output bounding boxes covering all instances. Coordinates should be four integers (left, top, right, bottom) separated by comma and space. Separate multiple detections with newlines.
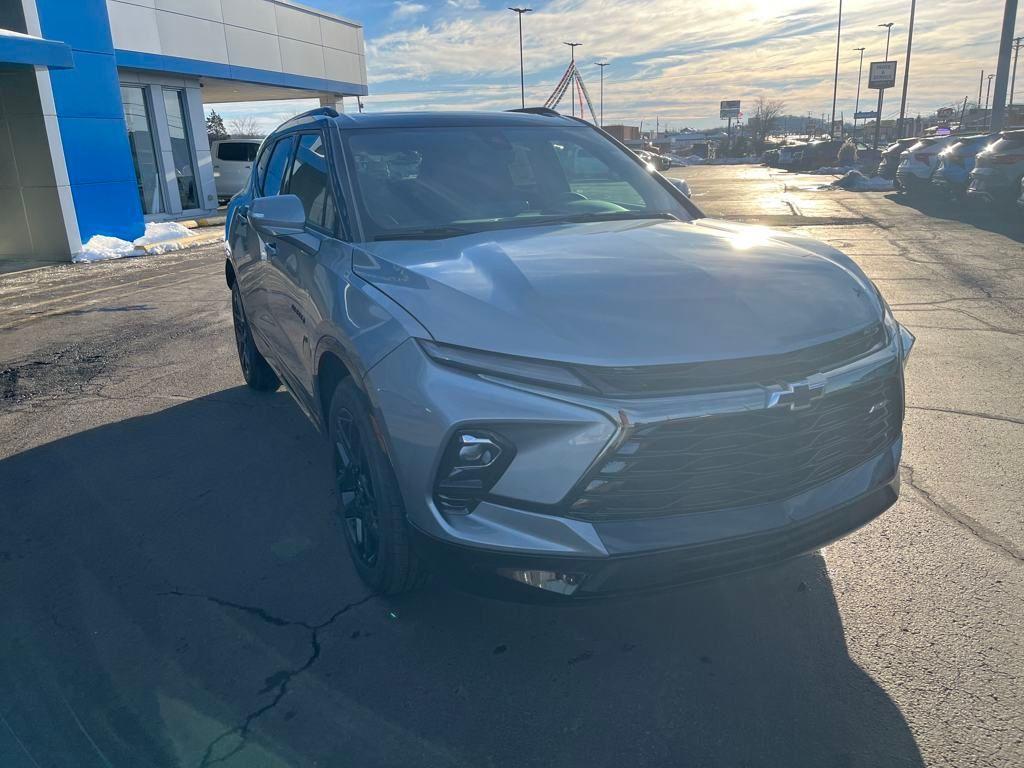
413, 464, 899, 600
365, 335, 906, 597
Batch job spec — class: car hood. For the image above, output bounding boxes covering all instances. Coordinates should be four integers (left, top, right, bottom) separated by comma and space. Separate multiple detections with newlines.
352, 219, 883, 367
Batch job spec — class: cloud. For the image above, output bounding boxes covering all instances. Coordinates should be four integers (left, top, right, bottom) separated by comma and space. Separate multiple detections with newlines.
391, 1, 426, 20
216, 0, 1023, 130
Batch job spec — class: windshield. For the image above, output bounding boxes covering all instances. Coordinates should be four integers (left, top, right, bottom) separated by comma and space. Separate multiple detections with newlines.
341, 124, 691, 241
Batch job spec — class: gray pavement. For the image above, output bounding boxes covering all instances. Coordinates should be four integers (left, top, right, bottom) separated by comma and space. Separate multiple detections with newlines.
1, 166, 1021, 767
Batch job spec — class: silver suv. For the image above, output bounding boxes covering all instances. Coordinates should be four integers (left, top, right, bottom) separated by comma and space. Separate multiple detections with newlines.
225, 108, 913, 599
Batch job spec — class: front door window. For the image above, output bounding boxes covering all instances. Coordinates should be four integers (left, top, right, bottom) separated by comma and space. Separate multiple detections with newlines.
120, 85, 163, 214
162, 89, 199, 210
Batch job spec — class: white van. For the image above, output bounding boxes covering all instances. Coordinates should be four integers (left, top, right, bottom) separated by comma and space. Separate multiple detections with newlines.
212, 139, 262, 201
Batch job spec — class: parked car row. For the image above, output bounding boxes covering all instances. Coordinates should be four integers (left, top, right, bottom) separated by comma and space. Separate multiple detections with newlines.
762, 139, 880, 172
886, 131, 1023, 213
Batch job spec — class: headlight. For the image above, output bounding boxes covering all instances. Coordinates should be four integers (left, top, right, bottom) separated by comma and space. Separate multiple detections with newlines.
419, 340, 593, 392
881, 300, 914, 368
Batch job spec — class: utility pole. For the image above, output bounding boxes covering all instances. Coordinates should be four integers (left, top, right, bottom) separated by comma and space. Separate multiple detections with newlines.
1011, 37, 1023, 108
990, 0, 1019, 131
830, 0, 843, 138
896, 0, 917, 138
563, 42, 581, 117
960, 95, 969, 129
508, 8, 532, 110
979, 70, 985, 108
985, 73, 995, 127
595, 61, 608, 127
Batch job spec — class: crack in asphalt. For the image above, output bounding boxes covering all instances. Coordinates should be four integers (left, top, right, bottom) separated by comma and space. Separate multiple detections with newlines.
159, 590, 377, 767
906, 405, 1024, 428
900, 464, 1024, 565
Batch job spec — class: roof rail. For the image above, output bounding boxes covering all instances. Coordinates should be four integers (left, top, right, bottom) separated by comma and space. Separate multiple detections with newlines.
280, 106, 338, 128
506, 107, 562, 117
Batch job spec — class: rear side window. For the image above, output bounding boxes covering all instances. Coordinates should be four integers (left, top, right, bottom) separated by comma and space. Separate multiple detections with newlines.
286, 133, 338, 233
217, 141, 259, 162
260, 136, 294, 196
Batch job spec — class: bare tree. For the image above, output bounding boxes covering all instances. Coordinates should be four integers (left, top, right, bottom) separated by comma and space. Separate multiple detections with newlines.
228, 116, 264, 138
749, 96, 786, 153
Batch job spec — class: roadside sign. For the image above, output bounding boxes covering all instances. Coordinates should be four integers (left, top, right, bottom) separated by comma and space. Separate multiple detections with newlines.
855, 110, 878, 120
868, 61, 897, 89
720, 100, 741, 119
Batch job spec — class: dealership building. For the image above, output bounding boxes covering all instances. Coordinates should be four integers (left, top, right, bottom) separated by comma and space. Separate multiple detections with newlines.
0, 0, 367, 267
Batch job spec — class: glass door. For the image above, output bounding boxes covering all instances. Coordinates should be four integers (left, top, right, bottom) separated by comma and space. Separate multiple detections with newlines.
120, 85, 163, 214
162, 88, 200, 211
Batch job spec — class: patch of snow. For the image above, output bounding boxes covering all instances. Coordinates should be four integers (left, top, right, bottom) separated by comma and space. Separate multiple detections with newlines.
138, 221, 192, 244
811, 165, 857, 175
73, 221, 196, 263
805, 170, 895, 192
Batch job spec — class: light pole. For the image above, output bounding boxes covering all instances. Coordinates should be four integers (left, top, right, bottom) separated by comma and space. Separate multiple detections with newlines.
1011, 37, 1023, 107
874, 23, 894, 149
853, 46, 866, 136
595, 61, 608, 127
830, 0, 843, 137
990, 0, 1019, 131
508, 8, 532, 110
897, 0, 917, 138
879, 22, 894, 60
985, 73, 996, 127
563, 42, 581, 117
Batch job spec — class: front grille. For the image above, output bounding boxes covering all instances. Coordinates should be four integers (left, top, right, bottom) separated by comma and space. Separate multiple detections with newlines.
569, 363, 902, 521
574, 323, 886, 397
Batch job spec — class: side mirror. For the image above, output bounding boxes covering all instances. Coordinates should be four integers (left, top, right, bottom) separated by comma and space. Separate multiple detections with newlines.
250, 194, 306, 236
668, 177, 691, 198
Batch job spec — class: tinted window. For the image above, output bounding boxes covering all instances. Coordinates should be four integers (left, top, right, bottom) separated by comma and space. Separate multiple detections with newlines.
286, 133, 337, 232
218, 142, 259, 162
260, 136, 294, 196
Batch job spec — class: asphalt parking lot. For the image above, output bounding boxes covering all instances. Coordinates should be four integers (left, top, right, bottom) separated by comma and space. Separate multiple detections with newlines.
1, 165, 1022, 768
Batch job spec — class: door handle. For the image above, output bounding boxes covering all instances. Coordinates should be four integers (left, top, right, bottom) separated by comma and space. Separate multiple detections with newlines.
264, 241, 277, 256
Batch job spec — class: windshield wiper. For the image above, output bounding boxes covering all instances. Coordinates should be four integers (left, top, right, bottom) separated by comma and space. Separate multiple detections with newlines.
372, 226, 474, 241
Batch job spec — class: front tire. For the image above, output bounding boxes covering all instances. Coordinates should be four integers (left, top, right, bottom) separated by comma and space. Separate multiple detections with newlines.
231, 283, 279, 391
328, 379, 424, 594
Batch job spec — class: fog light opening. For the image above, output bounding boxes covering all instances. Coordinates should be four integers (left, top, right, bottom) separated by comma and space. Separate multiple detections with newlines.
497, 569, 585, 596
434, 429, 515, 514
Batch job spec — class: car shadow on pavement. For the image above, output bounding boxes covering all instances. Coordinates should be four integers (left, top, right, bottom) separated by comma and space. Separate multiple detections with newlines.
0, 387, 924, 768
884, 192, 1024, 242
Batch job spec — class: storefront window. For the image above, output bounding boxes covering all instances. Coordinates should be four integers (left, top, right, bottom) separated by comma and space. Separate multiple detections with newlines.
162, 89, 200, 210
120, 85, 163, 214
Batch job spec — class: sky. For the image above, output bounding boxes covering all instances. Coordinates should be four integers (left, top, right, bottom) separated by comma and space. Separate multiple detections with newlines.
213, 0, 1021, 134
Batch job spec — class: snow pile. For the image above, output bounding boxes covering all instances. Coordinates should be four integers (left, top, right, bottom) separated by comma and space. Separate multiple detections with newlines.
704, 156, 760, 165
811, 165, 857, 175
74, 221, 194, 263
807, 170, 895, 192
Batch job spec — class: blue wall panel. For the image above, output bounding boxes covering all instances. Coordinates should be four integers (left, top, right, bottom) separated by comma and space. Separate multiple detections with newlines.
37, 0, 144, 242
71, 181, 146, 241
58, 116, 138, 186
47, 50, 124, 118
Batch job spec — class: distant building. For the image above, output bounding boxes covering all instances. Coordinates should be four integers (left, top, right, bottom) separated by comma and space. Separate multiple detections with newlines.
604, 124, 640, 142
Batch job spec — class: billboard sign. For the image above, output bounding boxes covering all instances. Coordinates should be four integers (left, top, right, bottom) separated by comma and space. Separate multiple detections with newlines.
720, 100, 741, 119
868, 61, 897, 89
854, 110, 878, 120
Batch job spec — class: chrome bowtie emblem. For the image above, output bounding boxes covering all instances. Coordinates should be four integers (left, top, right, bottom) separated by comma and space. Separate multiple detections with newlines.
768, 378, 826, 411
